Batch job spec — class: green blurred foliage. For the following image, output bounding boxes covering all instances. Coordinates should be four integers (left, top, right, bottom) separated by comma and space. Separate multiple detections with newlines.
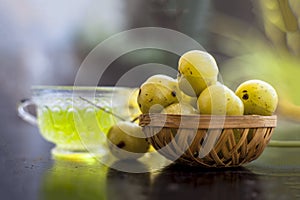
210, 0, 300, 121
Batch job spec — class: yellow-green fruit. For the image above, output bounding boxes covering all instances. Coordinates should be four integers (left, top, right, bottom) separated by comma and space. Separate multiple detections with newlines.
235, 80, 278, 116
197, 84, 244, 115
146, 74, 181, 100
146, 74, 178, 89
180, 92, 198, 109
161, 103, 198, 115
137, 75, 180, 113
178, 50, 219, 96
107, 122, 150, 160
178, 74, 217, 97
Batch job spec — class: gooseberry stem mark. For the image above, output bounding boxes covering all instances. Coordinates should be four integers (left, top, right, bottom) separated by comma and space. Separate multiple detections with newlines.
130, 116, 139, 123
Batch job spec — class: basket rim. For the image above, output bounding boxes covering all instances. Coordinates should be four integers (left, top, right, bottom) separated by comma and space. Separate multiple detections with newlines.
139, 114, 277, 129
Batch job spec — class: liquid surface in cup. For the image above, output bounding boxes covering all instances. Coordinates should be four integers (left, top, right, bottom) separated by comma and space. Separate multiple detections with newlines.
36, 97, 122, 151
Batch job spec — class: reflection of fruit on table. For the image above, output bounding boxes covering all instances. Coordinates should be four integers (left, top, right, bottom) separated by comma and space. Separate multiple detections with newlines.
150, 164, 262, 199
40, 159, 108, 200
106, 160, 151, 200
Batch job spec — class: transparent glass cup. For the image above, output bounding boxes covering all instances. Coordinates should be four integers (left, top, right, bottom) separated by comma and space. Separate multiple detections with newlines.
18, 86, 134, 159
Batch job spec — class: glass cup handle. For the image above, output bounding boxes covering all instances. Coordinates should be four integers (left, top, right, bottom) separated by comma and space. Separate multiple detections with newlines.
18, 99, 37, 126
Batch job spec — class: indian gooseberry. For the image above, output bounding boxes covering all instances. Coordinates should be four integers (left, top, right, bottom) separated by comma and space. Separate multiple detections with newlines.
197, 84, 244, 115
137, 75, 181, 113
178, 50, 219, 96
107, 121, 150, 160
161, 103, 198, 115
235, 80, 278, 116
180, 92, 198, 109
146, 74, 181, 99
146, 74, 179, 90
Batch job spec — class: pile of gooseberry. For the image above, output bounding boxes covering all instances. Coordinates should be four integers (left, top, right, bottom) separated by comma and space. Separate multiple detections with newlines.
107, 50, 279, 160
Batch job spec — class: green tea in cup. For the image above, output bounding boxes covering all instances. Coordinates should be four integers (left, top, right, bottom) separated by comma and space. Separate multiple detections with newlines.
18, 86, 134, 159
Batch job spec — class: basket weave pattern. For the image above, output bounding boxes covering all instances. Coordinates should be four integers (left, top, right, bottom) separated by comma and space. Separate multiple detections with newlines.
139, 114, 277, 167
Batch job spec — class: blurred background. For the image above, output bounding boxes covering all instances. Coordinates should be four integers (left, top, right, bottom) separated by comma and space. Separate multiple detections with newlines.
0, 1, 300, 199
0, 0, 272, 99
1, 0, 300, 158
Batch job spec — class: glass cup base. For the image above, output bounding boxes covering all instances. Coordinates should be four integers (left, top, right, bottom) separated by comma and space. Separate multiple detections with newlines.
51, 147, 107, 161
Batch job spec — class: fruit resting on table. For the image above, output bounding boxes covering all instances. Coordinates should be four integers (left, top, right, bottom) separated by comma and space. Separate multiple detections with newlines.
107, 121, 150, 160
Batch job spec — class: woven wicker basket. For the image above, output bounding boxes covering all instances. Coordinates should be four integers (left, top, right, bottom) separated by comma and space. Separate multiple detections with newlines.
139, 114, 277, 167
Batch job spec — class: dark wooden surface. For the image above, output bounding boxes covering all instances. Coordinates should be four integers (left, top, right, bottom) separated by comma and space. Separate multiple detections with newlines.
1, 101, 300, 200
